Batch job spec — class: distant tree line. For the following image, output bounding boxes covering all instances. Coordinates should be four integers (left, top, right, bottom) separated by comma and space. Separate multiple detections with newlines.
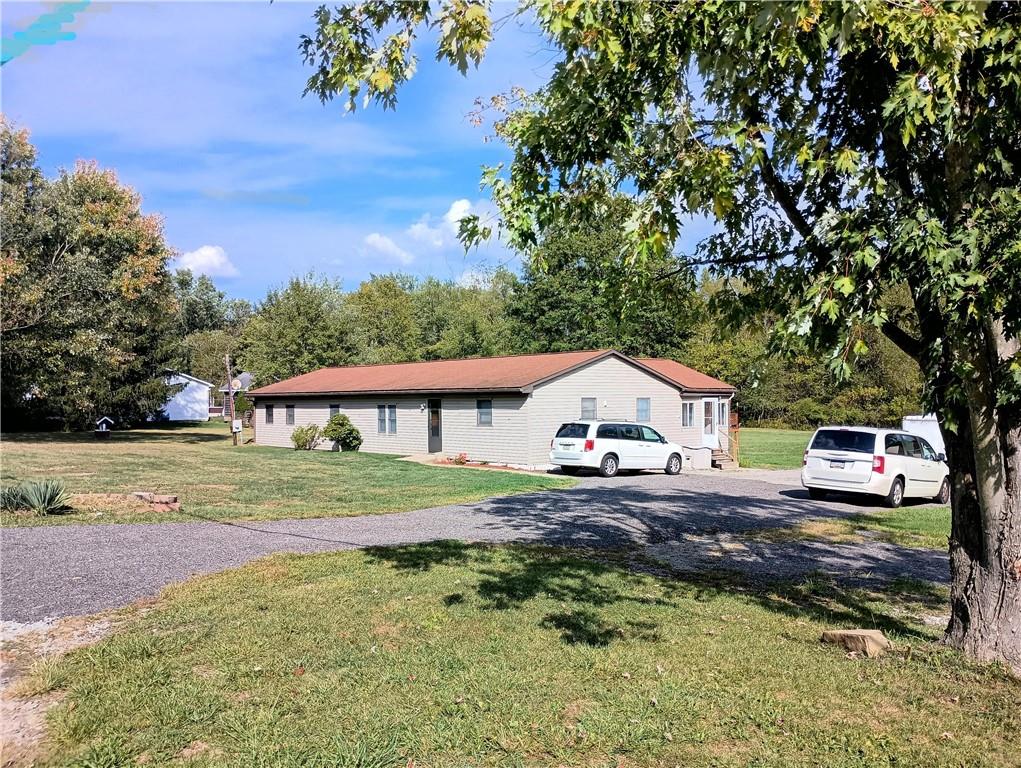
1, 119, 921, 431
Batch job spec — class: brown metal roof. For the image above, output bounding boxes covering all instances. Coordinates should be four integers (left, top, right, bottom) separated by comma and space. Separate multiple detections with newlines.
248, 349, 613, 397
635, 358, 735, 393
247, 349, 734, 397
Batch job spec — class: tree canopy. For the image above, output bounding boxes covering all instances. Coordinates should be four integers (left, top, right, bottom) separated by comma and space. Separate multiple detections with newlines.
300, 1, 1021, 670
1, 119, 178, 429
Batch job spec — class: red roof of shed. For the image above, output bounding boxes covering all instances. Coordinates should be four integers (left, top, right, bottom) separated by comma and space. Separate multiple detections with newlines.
248, 349, 734, 397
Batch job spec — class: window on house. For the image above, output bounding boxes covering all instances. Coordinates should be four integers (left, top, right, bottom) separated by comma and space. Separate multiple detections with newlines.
387, 404, 397, 433
265, 404, 274, 424
329, 404, 340, 418
285, 405, 295, 425
681, 402, 694, 427
718, 401, 729, 429
477, 399, 493, 426
636, 397, 651, 422
581, 397, 597, 419
377, 405, 386, 433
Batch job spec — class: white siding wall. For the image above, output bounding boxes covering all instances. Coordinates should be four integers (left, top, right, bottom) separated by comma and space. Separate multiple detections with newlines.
438, 395, 530, 464
164, 376, 211, 421
527, 356, 690, 466
253, 396, 427, 454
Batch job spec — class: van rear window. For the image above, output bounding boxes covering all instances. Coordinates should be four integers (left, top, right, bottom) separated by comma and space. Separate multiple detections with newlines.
556, 423, 589, 439
811, 429, 876, 453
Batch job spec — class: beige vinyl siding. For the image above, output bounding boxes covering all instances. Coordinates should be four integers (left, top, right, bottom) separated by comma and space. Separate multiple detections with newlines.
253, 396, 427, 454
526, 356, 687, 466
438, 395, 530, 464
677, 396, 706, 449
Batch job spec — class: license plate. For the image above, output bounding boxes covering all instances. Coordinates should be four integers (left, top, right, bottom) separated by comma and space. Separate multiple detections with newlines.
829, 460, 845, 469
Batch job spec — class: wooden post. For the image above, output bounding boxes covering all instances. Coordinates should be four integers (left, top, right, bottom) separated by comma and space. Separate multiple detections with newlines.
729, 407, 740, 465
224, 354, 237, 446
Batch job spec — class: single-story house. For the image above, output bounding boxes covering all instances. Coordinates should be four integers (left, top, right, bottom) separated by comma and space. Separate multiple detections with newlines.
211, 371, 254, 419
247, 350, 735, 469
219, 371, 254, 396
163, 372, 214, 422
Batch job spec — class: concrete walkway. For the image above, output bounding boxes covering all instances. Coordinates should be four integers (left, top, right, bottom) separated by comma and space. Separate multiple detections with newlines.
1, 470, 948, 622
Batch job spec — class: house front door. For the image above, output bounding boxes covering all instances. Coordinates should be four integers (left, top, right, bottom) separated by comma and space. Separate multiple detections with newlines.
701, 398, 719, 448
428, 399, 442, 453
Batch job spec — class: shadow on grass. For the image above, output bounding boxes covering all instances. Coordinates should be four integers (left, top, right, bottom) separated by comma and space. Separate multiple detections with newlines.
364, 541, 937, 648
1, 423, 226, 445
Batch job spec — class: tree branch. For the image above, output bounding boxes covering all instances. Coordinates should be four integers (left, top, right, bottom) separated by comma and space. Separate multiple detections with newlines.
880, 320, 922, 361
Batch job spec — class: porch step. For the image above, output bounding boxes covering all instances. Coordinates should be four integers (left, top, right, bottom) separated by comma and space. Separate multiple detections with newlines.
711, 449, 738, 470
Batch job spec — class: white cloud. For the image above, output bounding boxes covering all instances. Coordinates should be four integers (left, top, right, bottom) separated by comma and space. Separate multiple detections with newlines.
174, 245, 239, 278
456, 267, 491, 289
364, 233, 414, 265
406, 198, 474, 250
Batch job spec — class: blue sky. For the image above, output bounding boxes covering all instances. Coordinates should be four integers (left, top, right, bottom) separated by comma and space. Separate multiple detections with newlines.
1, 1, 554, 300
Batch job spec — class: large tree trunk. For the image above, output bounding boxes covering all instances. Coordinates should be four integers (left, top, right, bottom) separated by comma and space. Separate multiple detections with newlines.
941, 327, 1021, 673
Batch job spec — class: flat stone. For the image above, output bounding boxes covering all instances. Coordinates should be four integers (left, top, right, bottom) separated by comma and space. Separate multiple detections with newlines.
820, 628, 892, 658
131, 492, 178, 504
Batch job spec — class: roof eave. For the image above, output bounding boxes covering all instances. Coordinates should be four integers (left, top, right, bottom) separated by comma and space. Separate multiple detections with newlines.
248, 386, 529, 399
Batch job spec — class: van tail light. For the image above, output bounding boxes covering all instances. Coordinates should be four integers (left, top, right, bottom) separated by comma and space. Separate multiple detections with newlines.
802, 450, 808, 466
584, 439, 595, 452
872, 455, 885, 474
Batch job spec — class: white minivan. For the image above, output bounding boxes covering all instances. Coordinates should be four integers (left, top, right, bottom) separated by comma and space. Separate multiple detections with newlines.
549, 420, 685, 477
801, 426, 950, 507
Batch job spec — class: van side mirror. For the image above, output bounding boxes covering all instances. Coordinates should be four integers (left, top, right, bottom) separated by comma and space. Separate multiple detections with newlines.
936, 453, 946, 463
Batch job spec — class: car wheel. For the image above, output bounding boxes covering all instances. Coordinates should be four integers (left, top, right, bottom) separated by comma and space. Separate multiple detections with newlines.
599, 454, 619, 478
808, 488, 827, 501
561, 466, 580, 476
665, 453, 682, 475
935, 477, 951, 504
884, 477, 905, 508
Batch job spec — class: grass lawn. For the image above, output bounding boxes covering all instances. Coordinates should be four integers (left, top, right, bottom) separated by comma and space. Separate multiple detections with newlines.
753, 504, 950, 551
737, 428, 813, 469
0, 422, 571, 527
18, 544, 1019, 767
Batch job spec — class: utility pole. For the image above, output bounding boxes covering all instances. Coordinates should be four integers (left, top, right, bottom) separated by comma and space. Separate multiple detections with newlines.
224, 353, 238, 446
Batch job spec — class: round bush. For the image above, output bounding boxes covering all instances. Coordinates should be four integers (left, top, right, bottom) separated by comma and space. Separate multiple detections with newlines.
322, 413, 362, 451
291, 424, 322, 451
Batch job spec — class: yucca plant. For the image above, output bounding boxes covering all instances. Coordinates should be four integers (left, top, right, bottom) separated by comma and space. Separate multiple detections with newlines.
18, 479, 72, 516
0, 485, 26, 512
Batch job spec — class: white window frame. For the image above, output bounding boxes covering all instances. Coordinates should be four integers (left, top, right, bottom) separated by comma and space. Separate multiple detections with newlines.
329, 404, 340, 418
681, 402, 695, 427
265, 404, 274, 424
636, 397, 651, 422
377, 405, 386, 433
285, 404, 295, 425
580, 397, 597, 420
718, 400, 729, 430
387, 404, 397, 434
477, 399, 493, 426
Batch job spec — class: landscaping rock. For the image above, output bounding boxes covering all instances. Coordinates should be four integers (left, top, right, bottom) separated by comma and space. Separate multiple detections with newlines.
131, 492, 178, 504
820, 628, 892, 658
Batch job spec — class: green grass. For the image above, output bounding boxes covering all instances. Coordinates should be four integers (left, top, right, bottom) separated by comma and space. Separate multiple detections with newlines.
751, 505, 950, 551
0, 422, 571, 527
23, 544, 1019, 767
848, 505, 950, 549
738, 428, 813, 469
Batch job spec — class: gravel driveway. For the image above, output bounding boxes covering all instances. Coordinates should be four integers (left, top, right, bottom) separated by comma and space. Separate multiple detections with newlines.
1, 471, 948, 622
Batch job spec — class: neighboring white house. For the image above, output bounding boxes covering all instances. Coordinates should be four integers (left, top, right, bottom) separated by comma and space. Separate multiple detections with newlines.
164, 373, 214, 422
248, 349, 736, 469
